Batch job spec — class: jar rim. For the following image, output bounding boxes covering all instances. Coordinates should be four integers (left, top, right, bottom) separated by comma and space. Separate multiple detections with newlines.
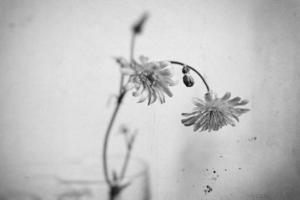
55, 155, 148, 185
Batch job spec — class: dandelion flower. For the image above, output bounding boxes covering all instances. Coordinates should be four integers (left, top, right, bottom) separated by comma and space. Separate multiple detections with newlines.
127, 56, 177, 105
182, 91, 249, 132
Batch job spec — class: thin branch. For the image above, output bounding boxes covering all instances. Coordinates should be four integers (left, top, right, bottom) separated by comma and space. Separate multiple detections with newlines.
102, 13, 145, 199
117, 32, 136, 182
102, 91, 126, 186
130, 33, 136, 62
119, 146, 133, 180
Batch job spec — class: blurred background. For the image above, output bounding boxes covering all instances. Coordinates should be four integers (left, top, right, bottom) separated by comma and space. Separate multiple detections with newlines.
0, 0, 300, 199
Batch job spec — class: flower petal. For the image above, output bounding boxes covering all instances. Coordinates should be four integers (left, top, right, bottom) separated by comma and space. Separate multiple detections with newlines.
181, 116, 199, 126
137, 88, 149, 103
181, 111, 199, 116
156, 81, 173, 97
236, 99, 249, 106
139, 55, 149, 64
132, 83, 145, 97
228, 97, 241, 105
155, 87, 165, 103
224, 115, 236, 126
159, 61, 170, 68
147, 85, 153, 105
159, 68, 173, 77
221, 92, 231, 101
193, 98, 206, 107
120, 67, 135, 75
234, 108, 250, 115
193, 121, 203, 131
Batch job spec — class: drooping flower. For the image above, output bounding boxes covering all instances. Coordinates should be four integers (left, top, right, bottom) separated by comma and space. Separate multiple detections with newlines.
117, 55, 177, 105
182, 91, 249, 132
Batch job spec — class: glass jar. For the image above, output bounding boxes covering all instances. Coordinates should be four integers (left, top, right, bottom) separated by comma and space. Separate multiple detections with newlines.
55, 156, 150, 200
0, 157, 150, 200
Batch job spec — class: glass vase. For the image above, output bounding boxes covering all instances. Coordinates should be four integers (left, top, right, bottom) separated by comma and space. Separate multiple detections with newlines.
0, 157, 150, 200
55, 156, 151, 200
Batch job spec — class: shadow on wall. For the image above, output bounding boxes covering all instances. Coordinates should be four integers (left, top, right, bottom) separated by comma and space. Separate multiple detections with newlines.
175, 0, 300, 199
251, 0, 300, 199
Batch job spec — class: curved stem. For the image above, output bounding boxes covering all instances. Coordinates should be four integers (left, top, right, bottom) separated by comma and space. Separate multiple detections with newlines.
118, 32, 136, 181
169, 61, 210, 92
102, 29, 137, 190
102, 91, 126, 186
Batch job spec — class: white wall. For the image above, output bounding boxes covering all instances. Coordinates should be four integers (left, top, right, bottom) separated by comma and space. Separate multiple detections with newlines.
0, 0, 299, 199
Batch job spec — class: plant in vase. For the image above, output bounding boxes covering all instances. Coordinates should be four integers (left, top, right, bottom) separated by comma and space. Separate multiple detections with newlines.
103, 13, 249, 200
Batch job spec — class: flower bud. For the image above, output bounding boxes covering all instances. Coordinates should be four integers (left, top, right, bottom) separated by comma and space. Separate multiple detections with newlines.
132, 13, 149, 34
182, 65, 190, 74
183, 74, 194, 87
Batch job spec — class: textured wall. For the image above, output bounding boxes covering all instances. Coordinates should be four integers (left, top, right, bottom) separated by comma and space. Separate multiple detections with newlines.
0, 0, 299, 199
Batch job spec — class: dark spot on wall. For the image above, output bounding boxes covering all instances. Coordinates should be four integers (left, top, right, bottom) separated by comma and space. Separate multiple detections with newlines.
204, 185, 213, 194
248, 136, 257, 142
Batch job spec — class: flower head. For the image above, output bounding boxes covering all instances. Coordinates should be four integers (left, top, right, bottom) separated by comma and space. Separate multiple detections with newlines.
182, 91, 249, 132
118, 56, 177, 105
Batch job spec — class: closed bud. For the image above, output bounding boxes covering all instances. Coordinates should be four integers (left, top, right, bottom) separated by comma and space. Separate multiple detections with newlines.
183, 74, 194, 87
182, 65, 190, 74
132, 13, 149, 34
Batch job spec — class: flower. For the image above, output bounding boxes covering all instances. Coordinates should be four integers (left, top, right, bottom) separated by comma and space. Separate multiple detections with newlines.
182, 91, 249, 132
119, 56, 177, 105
